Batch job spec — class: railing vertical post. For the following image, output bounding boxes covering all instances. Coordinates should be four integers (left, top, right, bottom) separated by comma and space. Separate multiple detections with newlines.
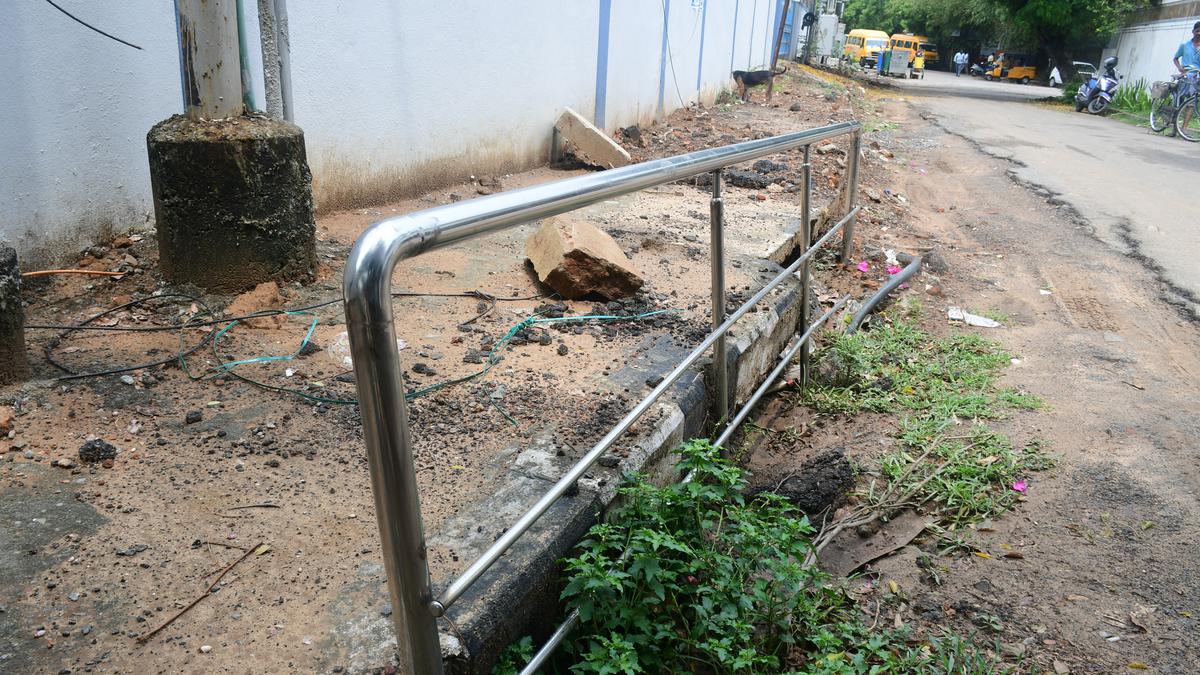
839, 131, 862, 263
344, 260, 444, 674
798, 144, 813, 386
710, 169, 728, 427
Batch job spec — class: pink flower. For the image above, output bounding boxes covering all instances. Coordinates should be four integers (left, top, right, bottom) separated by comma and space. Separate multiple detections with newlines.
887, 265, 902, 275
1011, 480, 1028, 493
856, 261, 871, 272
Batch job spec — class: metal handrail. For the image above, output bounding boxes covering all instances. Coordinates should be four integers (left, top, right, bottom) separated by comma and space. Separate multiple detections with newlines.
343, 121, 863, 674
518, 293, 851, 675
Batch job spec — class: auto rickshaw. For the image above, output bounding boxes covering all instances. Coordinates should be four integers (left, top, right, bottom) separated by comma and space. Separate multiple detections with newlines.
983, 52, 1037, 84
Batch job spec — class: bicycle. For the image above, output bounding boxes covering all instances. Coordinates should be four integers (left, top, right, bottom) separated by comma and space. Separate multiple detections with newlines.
1151, 69, 1200, 141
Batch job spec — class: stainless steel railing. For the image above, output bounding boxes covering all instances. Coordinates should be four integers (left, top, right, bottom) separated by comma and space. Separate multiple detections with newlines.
343, 120, 863, 674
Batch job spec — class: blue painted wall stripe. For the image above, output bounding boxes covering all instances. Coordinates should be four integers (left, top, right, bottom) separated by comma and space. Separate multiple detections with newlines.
594, 0, 612, 129
730, 0, 740, 70
696, 0, 708, 93
748, 0, 759, 67
657, 0, 671, 117
772, 0, 785, 61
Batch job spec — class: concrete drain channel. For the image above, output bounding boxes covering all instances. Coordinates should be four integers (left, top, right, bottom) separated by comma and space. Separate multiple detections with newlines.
339, 122, 866, 673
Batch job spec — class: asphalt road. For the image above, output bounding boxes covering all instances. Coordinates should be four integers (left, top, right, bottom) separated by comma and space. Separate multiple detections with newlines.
892, 70, 1200, 317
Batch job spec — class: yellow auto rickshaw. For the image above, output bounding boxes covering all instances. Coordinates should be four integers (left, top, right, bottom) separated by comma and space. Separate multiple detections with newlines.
984, 52, 1037, 84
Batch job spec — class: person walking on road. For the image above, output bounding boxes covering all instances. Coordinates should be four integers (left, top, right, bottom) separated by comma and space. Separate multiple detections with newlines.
1174, 21, 1200, 131
954, 51, 966, 76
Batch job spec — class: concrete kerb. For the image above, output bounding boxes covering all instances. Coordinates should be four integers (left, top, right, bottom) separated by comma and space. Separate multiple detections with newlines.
327, 191, 831, 672
434, 258, 810, 673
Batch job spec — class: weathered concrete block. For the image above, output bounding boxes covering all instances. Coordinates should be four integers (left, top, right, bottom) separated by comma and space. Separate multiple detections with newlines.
147, 115, 316, 294
525, 216, 643, 300
0, 244, 30, 385
554, 108, 631, 169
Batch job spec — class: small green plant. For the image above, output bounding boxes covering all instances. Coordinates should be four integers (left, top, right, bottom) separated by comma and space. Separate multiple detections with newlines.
493, 635, 534, 675
552, 440, 1002, 673
716, 89, 740, 105
1060, 75, 1085, 105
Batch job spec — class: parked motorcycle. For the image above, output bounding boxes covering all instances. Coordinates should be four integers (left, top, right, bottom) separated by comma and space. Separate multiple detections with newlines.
1075, 56, 1121, 114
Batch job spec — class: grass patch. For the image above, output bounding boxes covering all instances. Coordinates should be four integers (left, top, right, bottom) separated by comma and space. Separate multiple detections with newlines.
801, 321, 1049, 528
501, 441, 1005, 674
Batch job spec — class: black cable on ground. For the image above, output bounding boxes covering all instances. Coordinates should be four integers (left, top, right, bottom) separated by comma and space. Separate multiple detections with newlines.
35, 289, 552, 383
45, 293, 218, 380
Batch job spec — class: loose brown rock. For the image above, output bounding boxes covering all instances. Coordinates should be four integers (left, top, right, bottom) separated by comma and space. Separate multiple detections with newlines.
226, 282, 288, 329
0, 406, 14, 434
525, 217, 644, 300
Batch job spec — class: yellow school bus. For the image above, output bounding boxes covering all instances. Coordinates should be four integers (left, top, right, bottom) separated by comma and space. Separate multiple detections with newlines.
843, 29, 891, 67
889, 33, 939, 64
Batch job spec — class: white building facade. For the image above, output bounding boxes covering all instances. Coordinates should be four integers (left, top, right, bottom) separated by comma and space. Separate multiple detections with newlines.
1111, 1, 1200, 87
1, 1, 788, 265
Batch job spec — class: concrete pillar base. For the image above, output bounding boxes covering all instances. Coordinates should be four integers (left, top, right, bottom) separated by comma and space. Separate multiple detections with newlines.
0, 245, 30, 386
147, 115, 316, 294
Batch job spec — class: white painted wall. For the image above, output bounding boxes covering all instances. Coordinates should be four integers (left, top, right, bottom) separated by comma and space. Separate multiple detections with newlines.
1, 1, 782, 265
1114, 17, 1199, 88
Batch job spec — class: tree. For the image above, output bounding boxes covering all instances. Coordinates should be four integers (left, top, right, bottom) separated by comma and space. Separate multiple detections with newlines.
843, 0, 1010, 65
994, 0, 1151, 80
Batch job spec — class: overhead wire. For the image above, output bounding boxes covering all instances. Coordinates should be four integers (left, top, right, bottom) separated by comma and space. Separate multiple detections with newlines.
42, 0, 144, 51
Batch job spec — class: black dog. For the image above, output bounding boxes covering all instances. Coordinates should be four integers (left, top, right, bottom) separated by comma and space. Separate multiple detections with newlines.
732, 64, 788, 102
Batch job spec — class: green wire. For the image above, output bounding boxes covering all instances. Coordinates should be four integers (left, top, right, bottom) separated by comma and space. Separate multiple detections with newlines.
177, 308, 680, 409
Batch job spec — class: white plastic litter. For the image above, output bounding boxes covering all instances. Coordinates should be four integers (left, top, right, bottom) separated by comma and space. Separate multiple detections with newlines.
947, 306, 1001, 328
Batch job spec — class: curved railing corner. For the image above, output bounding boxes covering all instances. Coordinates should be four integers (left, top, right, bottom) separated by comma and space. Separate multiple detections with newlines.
343, 121, 864, 674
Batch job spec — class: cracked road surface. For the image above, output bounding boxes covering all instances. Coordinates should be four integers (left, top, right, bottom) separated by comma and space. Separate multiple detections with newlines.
893, 70, 1200, 317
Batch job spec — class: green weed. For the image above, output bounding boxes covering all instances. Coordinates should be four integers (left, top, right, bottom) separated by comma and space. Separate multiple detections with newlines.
493, 636, 534, 675
803, 321, 1051, 527
537, 441, 1003, 674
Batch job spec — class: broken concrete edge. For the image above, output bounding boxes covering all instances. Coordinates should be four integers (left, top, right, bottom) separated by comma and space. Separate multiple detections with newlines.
553, 108, 632, 170
0, 243, 30, 386
431, 258, 808, 673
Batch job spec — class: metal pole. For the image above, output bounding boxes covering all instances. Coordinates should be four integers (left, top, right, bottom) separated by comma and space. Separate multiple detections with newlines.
344, 261, 444, 672
256, 0, 283, 119
234, 0, 256, 111
714, 296, 848, 448
770, 0, 790, 71
798, 144, 812, 385
710, 169, 728, 428
272, 0, 295, 122
174, 0, 245, 120
839, 130, 862, 263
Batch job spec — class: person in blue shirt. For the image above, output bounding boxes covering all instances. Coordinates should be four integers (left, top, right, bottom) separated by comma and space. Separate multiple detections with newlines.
1175, 21, 1200, 132
1175, 21, 1200, 75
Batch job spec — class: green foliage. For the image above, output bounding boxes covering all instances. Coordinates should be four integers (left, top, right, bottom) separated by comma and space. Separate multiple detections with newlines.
1059, 74, 1085, 104
803, 321, 1051, 527
801, 322, 1032, 417
988, 0, 1151, 70
880, 425, 1054, 527
843, 0, 1011, 58
555, 441, 1003, 674
493, 636, 535, 675
1110, 77, 1154, 120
